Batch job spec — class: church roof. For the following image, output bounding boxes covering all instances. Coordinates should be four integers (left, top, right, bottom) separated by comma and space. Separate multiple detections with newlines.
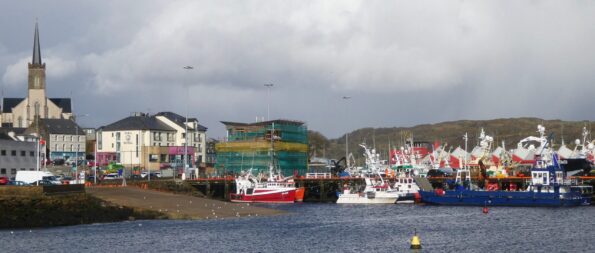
2, 98, 25, 113
49, 98, 72, 113
101, 116, 176, 132
1, 98, 71, 113
32, 21, 42, 65
40, 119, 84, 135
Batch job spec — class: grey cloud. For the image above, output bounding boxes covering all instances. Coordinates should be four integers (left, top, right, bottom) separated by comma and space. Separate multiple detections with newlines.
1, 1, 594, 138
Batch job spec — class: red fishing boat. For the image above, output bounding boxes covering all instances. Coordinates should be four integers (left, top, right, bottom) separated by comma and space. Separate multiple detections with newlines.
230, 170, 297, 203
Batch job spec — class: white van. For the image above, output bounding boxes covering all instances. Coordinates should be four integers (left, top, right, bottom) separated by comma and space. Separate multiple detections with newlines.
15, 171, 62, 185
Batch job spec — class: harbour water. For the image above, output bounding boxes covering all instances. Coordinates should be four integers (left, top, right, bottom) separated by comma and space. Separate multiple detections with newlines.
5, 204, 594, 252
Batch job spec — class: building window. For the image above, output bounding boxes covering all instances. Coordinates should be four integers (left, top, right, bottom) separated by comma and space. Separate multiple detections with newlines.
116, 143, 120, 152
20, 150, 25, 156
62, 144, 66, 151
29, 151, 35, 157
11, 150, 17, 156
77, 144, 80, 152
11, 169, 16, 175
149, 154, 159, 162
70, 144, 74, 152
18, 116, 23, 128
52, 135, 57, 141
1, 150, 5, 156
116, 132, 121, 141
98, 132, 102, 150
153, 132, 161, 141
0, 168, 5, 174
34, 102, 40, 117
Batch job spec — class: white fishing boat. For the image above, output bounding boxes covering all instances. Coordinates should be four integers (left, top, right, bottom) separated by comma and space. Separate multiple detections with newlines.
336, 177, 398, 204
337, 144, 399, 204
392, 172, 421, 203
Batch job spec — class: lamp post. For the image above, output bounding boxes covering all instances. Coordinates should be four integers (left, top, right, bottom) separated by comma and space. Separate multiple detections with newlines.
264, 83, 273, 121
342, 96, 351, 168
183, 66, 193, 179
73, 114, 89, 183
94, 129, 98, 184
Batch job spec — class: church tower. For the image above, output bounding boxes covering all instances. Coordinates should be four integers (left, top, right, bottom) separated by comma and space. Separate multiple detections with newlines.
27, 21, 48, 124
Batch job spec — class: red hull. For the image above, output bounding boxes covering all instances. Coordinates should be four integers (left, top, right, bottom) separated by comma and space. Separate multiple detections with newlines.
230, 188, 296, 203
295, 187, 305, 202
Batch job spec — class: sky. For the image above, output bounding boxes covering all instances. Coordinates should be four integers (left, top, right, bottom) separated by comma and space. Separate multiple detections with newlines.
1, 1, 594, 139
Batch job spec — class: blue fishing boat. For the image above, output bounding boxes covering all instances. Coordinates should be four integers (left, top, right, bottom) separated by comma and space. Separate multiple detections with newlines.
419, 134, 592, 207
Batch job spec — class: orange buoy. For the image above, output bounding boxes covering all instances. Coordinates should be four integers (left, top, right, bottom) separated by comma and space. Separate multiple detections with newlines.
482, 206, 489, 214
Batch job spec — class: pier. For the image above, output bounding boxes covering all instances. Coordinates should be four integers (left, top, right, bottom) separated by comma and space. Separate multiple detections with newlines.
187, 176, 595, 202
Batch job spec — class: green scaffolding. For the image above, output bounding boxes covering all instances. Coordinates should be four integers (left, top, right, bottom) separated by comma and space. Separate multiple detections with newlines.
216, 151, 308, 176
227, 124, 308, 144
216, 122, 308, 176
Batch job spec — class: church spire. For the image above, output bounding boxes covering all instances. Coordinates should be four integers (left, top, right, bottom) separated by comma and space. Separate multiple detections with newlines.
32, 21, 42, 65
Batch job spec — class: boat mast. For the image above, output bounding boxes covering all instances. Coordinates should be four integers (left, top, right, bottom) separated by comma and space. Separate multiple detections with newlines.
269, 121, 275, 181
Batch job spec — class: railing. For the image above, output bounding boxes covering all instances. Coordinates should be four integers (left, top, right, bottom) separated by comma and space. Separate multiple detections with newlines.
305, 173, 332, 179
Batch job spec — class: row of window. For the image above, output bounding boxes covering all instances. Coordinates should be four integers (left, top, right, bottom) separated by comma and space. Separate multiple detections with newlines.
153, 132, 203, 142
51, 135, 84, 142
0, 150, 35, 157
0, 168, 36, 175
53, 144, 83, 152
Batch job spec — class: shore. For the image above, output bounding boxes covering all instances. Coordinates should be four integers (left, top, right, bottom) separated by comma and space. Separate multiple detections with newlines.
87, 186, 285, 219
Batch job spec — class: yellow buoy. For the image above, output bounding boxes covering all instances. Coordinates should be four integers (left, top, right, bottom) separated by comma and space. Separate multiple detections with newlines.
410, 229, 422, 249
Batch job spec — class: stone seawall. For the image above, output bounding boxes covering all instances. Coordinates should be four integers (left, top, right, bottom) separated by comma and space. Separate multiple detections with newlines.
0, 188, 164, 229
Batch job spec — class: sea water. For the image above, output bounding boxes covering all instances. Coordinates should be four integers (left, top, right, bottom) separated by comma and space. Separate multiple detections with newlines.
5, 204, 594, 252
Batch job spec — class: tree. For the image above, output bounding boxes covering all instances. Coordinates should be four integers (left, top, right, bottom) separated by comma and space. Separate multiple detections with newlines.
308, 130, 329, 160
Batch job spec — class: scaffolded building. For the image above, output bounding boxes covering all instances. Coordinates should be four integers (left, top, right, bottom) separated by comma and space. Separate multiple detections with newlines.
215, 120, 308, 177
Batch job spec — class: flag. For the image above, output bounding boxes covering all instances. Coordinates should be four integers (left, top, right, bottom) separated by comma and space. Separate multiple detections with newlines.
40, 139, 46, 145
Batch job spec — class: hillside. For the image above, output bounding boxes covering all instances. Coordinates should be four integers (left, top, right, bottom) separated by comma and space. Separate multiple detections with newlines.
308, 118, 594, 162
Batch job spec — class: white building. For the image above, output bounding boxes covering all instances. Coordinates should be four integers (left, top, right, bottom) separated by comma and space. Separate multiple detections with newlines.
96, 112, 207, 171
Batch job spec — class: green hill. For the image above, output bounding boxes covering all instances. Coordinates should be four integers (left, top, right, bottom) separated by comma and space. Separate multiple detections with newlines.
309, 118, 594, 163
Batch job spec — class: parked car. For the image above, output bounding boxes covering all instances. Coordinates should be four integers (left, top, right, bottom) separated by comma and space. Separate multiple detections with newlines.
53, 159, 65, 166
86, 175, 98, 182
130, 174, 142, 180
31, 179, 57, 186
141, 172, 162, 178
102, 173, 120, 180
8, 181, 30, 186
0, 176, 8, 185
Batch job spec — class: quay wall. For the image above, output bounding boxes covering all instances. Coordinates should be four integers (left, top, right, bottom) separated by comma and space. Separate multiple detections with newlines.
0, 186, 162, 229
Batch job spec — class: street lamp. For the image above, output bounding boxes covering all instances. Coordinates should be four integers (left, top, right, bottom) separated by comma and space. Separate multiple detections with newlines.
342, 96, 351, 168
182, 65, 194, 179
73, 113, 89, 183
264, 83, 274, 121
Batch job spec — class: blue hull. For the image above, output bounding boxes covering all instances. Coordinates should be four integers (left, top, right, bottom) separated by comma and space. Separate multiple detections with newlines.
419, 190, 589, 207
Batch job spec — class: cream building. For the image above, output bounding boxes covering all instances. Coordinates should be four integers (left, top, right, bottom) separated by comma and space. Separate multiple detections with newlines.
97, 112, 207, 171
1, 22, 73, 128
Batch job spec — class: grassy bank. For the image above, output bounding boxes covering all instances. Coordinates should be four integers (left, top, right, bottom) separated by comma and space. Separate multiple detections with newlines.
0, 190, 166, 229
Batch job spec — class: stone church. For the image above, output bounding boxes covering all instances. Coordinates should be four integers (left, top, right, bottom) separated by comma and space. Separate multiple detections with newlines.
1, 22, 72, 128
